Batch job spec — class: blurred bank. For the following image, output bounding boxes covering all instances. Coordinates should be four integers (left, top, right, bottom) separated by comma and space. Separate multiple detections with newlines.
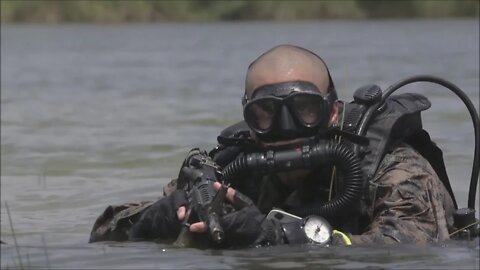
1, 0, 479, 23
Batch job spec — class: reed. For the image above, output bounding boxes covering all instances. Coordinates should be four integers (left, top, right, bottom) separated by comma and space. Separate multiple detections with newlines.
41, 234, 51, 269
5, 201, 24, 269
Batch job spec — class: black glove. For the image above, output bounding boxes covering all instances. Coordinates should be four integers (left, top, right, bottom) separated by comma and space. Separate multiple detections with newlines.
129, 190, 187, 241
217, 190, 286, 247
253, 218, 287, 246
219, 204, 264, 247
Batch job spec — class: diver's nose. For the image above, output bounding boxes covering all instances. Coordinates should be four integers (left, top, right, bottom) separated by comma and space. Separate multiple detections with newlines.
279, 105, 298, 132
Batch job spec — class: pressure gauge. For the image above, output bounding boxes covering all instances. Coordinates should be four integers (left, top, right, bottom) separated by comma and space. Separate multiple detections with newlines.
302, 215, 332, 245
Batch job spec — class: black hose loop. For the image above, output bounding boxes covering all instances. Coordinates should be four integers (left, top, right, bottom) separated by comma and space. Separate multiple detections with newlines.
221, 141, 365, 217
292, 142, 364, 217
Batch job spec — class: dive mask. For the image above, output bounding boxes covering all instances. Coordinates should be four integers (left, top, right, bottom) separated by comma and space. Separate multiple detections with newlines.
243, 81, 337, 142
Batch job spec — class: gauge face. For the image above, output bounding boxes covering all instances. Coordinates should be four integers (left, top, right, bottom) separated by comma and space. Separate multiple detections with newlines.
303, 216, 332, 245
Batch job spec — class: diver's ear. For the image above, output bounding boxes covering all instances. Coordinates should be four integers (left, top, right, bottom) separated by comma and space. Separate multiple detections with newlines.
328, 101, 339, 127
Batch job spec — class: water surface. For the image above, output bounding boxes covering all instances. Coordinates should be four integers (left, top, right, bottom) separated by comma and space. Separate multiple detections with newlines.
1, 20, 479, 269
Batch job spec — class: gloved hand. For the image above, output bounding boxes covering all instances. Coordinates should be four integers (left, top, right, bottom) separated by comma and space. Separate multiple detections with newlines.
253, 217, 287, 246
130, 148, 206, 241
219, 203, 265, 246
189, 182, 286, 247
129, 189, 188, 241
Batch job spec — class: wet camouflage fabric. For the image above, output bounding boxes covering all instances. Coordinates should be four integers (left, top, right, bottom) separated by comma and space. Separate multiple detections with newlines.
89, 143, 455, 244
89, 201, 154, 242
89, 180, 179, 242
349, 143, 455, 244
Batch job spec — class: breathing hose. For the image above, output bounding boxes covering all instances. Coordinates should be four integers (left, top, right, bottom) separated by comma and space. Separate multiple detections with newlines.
221, 141, 364, 217
357, 75, 479, 210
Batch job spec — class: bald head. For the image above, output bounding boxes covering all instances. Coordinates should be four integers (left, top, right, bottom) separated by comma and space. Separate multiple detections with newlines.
245, 45, 332, 98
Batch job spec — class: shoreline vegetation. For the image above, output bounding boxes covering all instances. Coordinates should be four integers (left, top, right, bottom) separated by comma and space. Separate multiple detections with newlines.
1, 0, 479, 23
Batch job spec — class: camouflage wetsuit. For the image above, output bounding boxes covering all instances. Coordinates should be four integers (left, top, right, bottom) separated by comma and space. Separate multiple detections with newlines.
89, 141, 455, 244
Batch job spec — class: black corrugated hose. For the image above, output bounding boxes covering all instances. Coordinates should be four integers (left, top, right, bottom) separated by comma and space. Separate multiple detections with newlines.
221, 141, 364, 217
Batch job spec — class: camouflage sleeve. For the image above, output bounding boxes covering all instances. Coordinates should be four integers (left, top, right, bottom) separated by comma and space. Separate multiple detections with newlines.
89, 201, 154, 243
350, 143, 455, 245
89, 177, 179, 243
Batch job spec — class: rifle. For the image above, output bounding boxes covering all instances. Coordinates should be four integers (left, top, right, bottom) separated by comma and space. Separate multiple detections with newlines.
173, 150, 227, 248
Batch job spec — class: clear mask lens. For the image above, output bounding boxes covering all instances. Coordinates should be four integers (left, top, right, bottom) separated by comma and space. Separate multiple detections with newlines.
290, 94, 325, 126
244, 92, 326, 133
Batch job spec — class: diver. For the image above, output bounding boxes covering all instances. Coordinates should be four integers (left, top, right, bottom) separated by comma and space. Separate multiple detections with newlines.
89, 45, 478, 246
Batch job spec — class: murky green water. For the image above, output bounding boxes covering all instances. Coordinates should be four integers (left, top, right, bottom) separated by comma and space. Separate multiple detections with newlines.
1, 20, 479, 269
